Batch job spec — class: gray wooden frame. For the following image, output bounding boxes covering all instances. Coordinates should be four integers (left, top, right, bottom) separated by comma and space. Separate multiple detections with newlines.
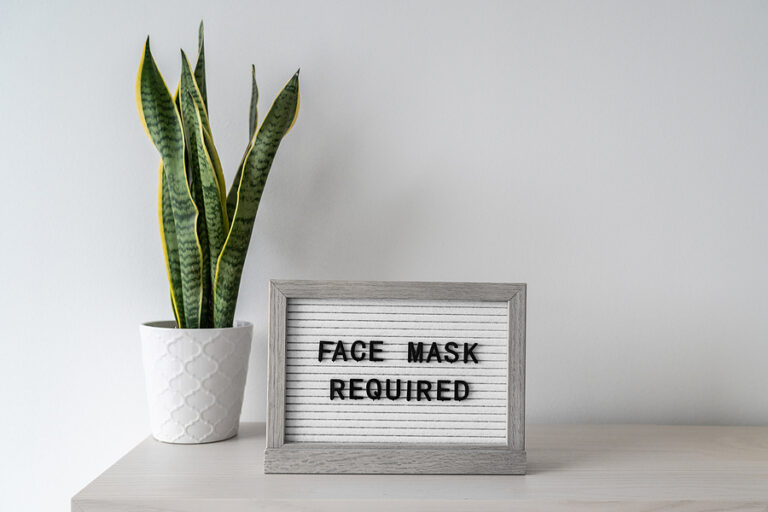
265, 280, 526, 474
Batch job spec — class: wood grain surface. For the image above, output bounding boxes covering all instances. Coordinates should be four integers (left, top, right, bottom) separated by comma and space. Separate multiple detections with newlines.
72, 422, 768, 512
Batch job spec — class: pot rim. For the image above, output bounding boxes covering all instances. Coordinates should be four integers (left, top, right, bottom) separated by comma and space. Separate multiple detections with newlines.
141, 320, 253, 331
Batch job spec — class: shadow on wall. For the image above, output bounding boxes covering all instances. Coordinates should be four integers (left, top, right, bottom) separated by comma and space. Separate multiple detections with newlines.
262, 138, 433, 281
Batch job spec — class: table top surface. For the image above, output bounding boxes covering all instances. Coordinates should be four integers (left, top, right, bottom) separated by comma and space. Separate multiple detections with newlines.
72, 422, 768, 512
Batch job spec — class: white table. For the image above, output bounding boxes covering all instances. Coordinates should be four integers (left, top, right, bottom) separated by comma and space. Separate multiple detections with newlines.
72, 422, 768, 511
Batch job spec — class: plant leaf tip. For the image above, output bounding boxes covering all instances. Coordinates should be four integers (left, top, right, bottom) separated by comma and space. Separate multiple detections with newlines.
180, 48, 193, 69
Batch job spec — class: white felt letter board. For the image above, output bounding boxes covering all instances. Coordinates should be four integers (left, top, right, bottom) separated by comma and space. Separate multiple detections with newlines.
265, 280, 526, 474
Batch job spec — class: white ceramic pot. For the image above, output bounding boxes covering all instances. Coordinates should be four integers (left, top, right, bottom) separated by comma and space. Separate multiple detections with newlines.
140, 321, 253, 444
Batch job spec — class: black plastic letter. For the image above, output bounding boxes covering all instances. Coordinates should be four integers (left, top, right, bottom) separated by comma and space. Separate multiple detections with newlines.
318, 340, 333, 362
417, 380, 432, 401
407, 342, 423, 363
366, 378, 382, 399
369, 340, 384, 361
330, 379, 345, 400
349, 378, 363, 399
463, 342, 479, 364
444, 341, 459, 363
454, 380, 470, 401
436, 379, 450, 401
350, 340, 366, 361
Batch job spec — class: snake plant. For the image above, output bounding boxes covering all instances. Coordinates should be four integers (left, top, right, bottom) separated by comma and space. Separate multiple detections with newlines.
136, 22, 299, 328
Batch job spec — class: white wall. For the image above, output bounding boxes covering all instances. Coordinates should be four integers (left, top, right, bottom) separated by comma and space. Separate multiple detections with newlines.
1, 0, 767, 510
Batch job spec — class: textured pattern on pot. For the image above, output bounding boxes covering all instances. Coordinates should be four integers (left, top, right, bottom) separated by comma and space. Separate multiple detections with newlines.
140, 321, 253, 443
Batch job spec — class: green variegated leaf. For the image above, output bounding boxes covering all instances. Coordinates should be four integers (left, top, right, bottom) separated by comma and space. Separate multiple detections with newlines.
213, 71, 300, 327
180, 52, 228, 327
192, 22, 228, 210
226, 157, 244, 223
181, 55, 230, 320
137, 38, 203, 328
249, 65, 259, 138
187, 166, 212, 328
202, 126, 228, 217
179, 54, 224, 214
163, 85, 186, 326
158, 164, 185, 326
226, 65, 260, 220
194, 21, 208, 109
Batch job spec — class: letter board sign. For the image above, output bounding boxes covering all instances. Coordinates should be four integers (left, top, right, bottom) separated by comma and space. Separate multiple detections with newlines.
265, 280, 526, 474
